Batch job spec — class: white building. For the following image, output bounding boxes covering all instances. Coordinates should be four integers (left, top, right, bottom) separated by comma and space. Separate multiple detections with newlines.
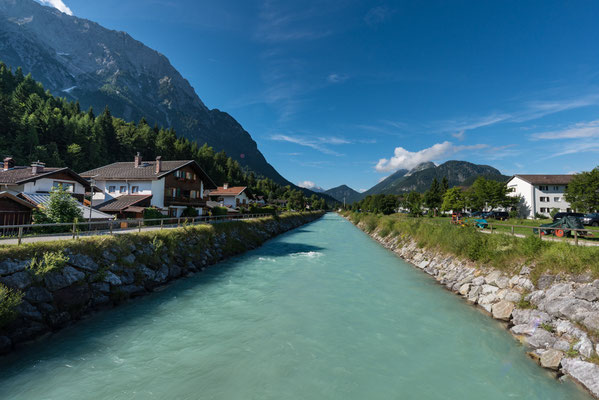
81, 154, 216, 218
0, 158, 89, 201
507, 174, 574, 219
208, 184, 250, 209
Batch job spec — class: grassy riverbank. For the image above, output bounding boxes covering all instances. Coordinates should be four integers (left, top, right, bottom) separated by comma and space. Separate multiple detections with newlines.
343, 211, 599, 281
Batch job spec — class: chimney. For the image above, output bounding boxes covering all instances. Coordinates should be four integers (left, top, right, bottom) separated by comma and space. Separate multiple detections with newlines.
31, 161, 45, 175
3, 157, 15, 171
134, 152, 142, 168
223, 183, 229, 190
155, 156, 162, 174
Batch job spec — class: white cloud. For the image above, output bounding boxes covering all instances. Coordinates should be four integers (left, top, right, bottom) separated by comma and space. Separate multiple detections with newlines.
297, 180, 324, 191
38, 0, 73, 15
327, 73, 348, 83
270, 134, 349, 156
531, 119, 599, 140
375, 141, 487, 172
452, 130, 465, 140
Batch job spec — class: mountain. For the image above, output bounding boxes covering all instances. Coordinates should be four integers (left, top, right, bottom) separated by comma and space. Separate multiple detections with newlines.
0, 0, 289, 186
324, 185, 362, 204
360, 168, 409, 197
360, 160, 507, 197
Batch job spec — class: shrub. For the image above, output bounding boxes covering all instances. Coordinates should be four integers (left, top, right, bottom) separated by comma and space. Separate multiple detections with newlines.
181, 206, 199, 218
28, 251, 68, 278
0, 284, 22, 328
211, 207, 229, 216
143, 207, 165, 225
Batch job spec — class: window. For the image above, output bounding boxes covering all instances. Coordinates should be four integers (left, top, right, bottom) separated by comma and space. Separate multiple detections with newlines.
539, 185, 549, 191
193, 173, 197, 180
108, 186, 116, 193
131, 186, 139, 194
539, 197, 549, 202
119, 186, 126, 193
554, 197, 561, 202
53, 181, 74, 192
190, 190, 197, 199
540, 208, 550, 213
553, 186, 560, 191
186, 172, 192, 180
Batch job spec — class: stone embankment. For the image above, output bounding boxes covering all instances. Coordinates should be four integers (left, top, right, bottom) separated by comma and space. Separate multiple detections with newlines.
0, 212, 323, 355
353, 219, 599, 398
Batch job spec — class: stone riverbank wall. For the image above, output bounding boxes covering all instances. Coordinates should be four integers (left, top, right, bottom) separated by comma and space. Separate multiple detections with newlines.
0, 212, 324, 355
350, 217, 599, 398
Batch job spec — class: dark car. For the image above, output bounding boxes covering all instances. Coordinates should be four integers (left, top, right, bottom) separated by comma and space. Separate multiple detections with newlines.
553, 212, 584, 223
487, 211, 509, 221
582, 213, 599, 227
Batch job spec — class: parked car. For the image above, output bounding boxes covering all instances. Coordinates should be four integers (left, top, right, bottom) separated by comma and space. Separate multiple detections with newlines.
582, 213, 599, 227
553, 212, 584, 223
487, 211, 509, 220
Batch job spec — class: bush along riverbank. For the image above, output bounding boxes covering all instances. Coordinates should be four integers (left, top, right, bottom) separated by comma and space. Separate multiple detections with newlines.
344, 212, 599, 398
0, 212, 324, 355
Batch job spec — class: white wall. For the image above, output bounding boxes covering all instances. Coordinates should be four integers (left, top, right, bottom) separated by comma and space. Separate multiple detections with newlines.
92, 180, 154, 205
23, 177, 86, 195
151, 179, 165, 208
508, 176, 571, 218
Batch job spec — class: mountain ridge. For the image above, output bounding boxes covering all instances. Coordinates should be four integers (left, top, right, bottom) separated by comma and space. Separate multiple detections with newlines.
324, 185, 361, 204
0, 0, 292, 187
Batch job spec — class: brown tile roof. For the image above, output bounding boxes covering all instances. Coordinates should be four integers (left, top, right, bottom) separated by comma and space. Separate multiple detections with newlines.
97, 194, 152, 212
0, 166, 89, 187
80, 160, 216, 189
513, 175, 574, 185
209, 186, 247, 196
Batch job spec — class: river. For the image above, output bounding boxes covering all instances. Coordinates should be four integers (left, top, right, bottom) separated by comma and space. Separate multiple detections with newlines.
0, 213, 591, 399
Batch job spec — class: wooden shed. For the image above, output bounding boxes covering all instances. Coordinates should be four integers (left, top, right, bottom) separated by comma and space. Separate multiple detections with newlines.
0, 191, 35, 228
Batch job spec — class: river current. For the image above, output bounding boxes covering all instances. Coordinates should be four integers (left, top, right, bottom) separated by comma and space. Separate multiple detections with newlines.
0, 213, 591, 399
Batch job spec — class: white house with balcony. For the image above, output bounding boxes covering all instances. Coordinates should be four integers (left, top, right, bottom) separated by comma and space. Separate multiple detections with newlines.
208, 184, 250, 209
80, 154, 216, 218
507, 174, 574, 219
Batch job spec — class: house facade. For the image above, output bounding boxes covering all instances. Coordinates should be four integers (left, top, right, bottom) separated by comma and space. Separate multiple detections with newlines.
507, 174, 574, 218
208, 184, 249, 209
81, 154, 216, 217
0, 191, 35, 227
0, 157, 89, 201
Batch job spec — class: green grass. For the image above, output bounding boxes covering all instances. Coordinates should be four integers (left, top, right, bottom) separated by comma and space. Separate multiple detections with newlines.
344, 211, 599, 279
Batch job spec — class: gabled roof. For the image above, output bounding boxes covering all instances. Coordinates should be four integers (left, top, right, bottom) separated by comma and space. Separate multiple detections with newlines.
20, 193, 114, 220
510, 174, 574, 185
209, 186, 247, 196
0, 191, 36, 209
0, 166, 90, 188
96, 194, 153, 212
80, 160, 217, 189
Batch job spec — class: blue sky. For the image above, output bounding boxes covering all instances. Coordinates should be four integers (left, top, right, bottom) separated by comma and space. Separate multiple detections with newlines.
41, 0, 599, 191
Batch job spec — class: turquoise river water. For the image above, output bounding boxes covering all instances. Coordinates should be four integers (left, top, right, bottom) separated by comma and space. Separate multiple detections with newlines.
0, 213, 592, 399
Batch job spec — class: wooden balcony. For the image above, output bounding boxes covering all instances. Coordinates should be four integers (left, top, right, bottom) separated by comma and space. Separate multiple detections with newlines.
164, 196, 207, 207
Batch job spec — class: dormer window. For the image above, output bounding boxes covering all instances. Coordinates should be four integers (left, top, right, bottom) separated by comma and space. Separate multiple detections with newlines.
53, 181, 74, 192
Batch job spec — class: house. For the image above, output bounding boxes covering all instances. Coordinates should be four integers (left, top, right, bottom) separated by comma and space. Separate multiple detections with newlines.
507, 174, 574, 218
80, 154, 217, 218
19, 193, 114, 221
0, 157, 90, 202
0, 191, 35, 227
208, 184, 250, 209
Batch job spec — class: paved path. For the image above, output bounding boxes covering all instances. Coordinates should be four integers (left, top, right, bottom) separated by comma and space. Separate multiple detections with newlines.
0, 219, 242, 246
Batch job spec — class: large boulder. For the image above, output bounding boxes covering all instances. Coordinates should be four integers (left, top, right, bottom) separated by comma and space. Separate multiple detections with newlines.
103, 271, 122, 286
24, 287, 53, 304
53, 284, 91, 312
540, 349, 563, 370
68, 254, 99, 272
0, 259, 27, 276
0, 271, 32, 290
44, 267, 86, 291
561, 359, 599, 398
492, 300, 515, 321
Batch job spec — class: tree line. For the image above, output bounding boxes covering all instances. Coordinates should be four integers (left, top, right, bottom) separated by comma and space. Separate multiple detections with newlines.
0, 63, 328, 211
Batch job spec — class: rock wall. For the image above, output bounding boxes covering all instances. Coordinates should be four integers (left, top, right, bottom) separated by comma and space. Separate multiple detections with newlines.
0, 212, 324, 355
353, 219, 599, 399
